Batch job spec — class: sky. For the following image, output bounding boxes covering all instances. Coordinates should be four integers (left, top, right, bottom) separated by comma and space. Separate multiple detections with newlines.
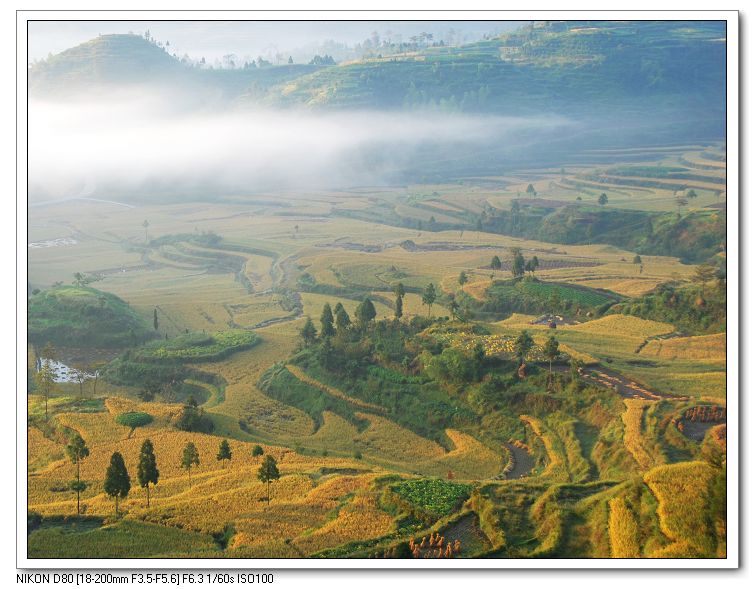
28, 21, 524, 63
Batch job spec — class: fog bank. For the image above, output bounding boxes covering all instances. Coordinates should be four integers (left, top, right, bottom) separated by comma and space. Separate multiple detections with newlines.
29, 91, 572, 202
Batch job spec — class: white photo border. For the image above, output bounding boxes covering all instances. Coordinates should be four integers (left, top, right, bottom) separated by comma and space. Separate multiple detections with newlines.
16, 8, 739, 570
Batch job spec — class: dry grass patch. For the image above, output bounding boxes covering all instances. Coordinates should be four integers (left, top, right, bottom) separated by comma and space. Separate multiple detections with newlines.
640, 332, 725, 363
621, 399, 658, 471
643, 461, 717, 557
568, 315, 674, 339
608, 497, 641, 558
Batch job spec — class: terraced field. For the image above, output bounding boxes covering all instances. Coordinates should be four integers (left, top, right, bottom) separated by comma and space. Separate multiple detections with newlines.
27, 155, 726, 559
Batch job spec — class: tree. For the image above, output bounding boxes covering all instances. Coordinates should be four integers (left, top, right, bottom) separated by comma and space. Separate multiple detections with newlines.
530, 256, 539, 276
138, 379, 160, 402
355, 297, 377, 326
393, 282, 406, 319
181, 442, 200, 486
251, 444, 264, 460
288, 56, 293, 64
142, 220, 150, 242
71, 365, 88, 398
526, 183, 537, 197
511, 249, 525, 277
216, 439, 232, 467
491, 255, 502, 270
320, 303, 335, 338
448, 297, 460, 321
137, 439, 159, 508
514, 330, 534, 365
694, 263, 718, 296
35, 360, 56, 420
570, 358, 585, 383
153, 308, 159, 331
675, 195, 689, 216
543, 336, 560, 378
394, 294, 403, 320
334, 305, 351, 331
510, 200, 521, 234
686, 189, 698, 200
257, 455, 281, 505
300, 317, 318, 346
598, 193, 608, 206
73, 272, 86, 287
66, 434, 89, 515
104, 451, 130, 515
422, 283, 437, 317
85, 361, 104, 397
633, 254, 642, 265
393, 282, 406, 320
458, 271, 468, 292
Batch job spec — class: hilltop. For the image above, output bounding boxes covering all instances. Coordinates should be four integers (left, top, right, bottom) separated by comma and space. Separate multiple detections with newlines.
29, 33, 322, 99
27, 285, 155, 348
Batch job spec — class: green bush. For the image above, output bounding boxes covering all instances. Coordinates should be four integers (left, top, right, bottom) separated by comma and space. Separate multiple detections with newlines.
115, 411, 153, 428
137, 330, 259, 362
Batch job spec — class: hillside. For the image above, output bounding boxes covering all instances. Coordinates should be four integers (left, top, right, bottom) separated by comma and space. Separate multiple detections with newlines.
29, 34, 322, 99
255, 21, 725, 119
30, 22, 725, 126
27, 285, 154, 348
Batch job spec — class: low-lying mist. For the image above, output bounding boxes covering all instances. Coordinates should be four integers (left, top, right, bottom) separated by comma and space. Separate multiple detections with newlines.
28, 90, 573, 202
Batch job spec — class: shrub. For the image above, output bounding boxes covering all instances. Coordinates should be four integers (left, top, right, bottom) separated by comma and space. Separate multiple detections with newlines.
115, 411, 153, 428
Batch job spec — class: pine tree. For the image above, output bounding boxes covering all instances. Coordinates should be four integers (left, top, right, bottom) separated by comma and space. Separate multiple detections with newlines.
300, 317, 318, 346
491, 255, 502, 270
320, 303, 335, 338
514, 330, 534, 366
153, 308, 159, 331
458, 271, 468, 292
66, 434, 89, 515
335, 305, 351, 331
257, 455, 281, 506
544, 336, 560, 379
137, 439, 159, 507
104, 452, 130, 515
394, 282, 406, 320
181, 442, 200, 486
251, 445, 264, 460
355, 297, 377, 326
422, 283, 437, 316
512, 250, 525, 277
217, 439, 232, 467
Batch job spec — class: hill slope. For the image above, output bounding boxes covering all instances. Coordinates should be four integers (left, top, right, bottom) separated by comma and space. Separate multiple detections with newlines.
30, 22, 725, 126
28, 285, 154, 348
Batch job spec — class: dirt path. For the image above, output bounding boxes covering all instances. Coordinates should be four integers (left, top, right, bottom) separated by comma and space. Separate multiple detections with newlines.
554, 365, 683, 402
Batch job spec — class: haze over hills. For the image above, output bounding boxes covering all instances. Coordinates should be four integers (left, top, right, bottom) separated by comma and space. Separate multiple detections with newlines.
26, 19, 730, 561
28, 21, 726, 200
